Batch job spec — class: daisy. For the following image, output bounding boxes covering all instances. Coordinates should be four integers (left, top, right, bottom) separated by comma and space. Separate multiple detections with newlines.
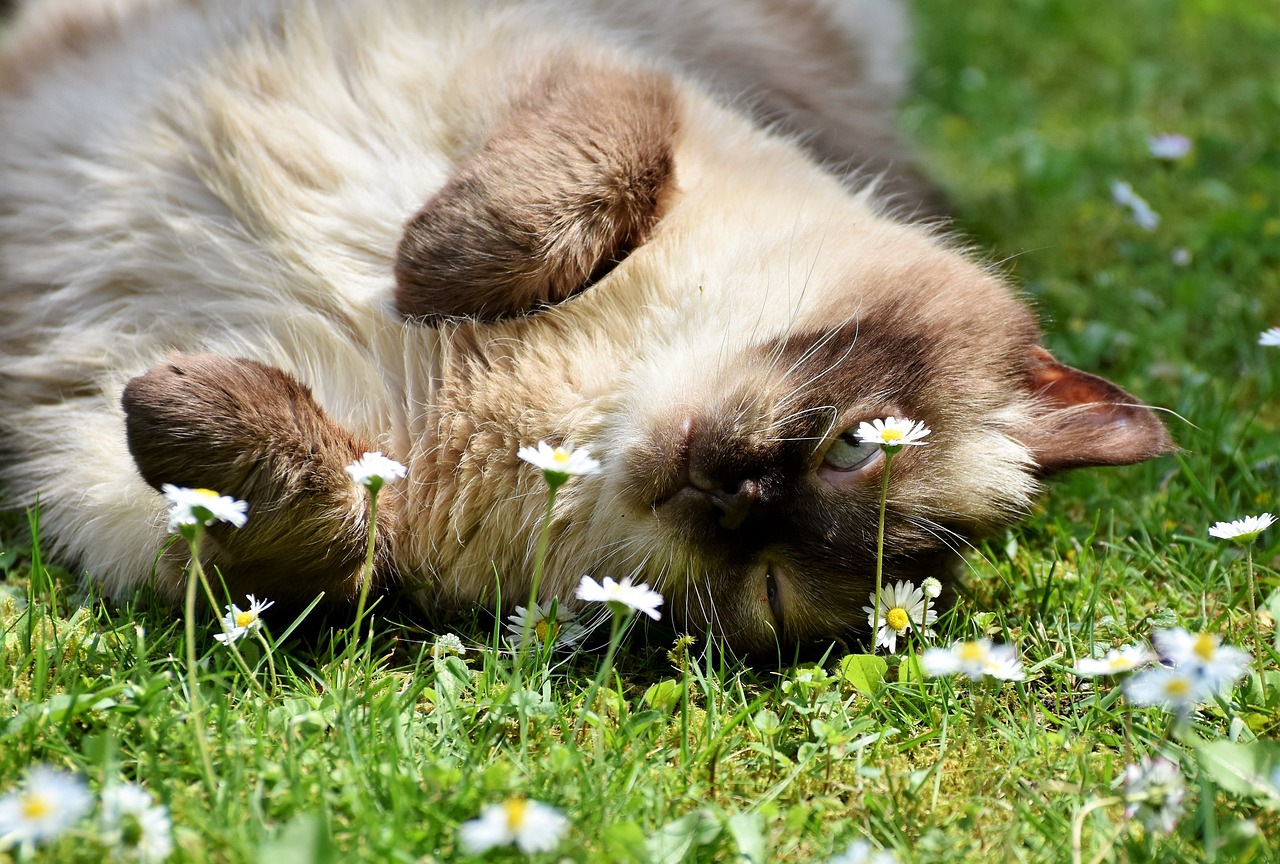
1121, 757, 1186, 835
575, 575, 663, 621
161, 485, 248, 532
0, 766, 92, 847
921, 639, 1025, 682
855, 417, 931, 451
458, 798, 568, 855
1110, 180, 1160, 231
517, 441, 600, 487
101, 783, 173, 863
1123, 665, 1205, 718
1147, 133, 1192, 161
212, 595, 274, 644
1073, 644, 1154, 677
1208, 513, 1276, 543
1260, 327, 1280, 347
862, 580, 935, 653
344, 451, 407, 493
505, 600, 586, 650
1151, 628, 1251, 692
826, 838, 900, 864
921, 577, 942, 599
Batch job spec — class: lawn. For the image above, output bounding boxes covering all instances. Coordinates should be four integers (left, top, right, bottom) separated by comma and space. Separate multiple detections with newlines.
2, 1, 1279, 861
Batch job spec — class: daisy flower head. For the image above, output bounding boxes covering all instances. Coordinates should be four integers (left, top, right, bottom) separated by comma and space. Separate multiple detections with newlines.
855, 416, 930, 453
862, 580, 935, 653
1260, 327, 1280, 347
505, 600, 586, 651
1110, 180, 1160, 231
101, 783, 173, 863
1121, 757, 1186, 835
921, 638, 1025, 682
575, 575, 663, 620
826, 838, 900, 864
921, 577, 942, 599
1073, 644, 1154, 677
344, 451, 407, 494
161, 484, 248, 533
213, 594, 274, 645
1151, 628, 1251, 692
1147, 133, 1192, 161
0, 766, 92, 847
517, 441, 600, 489
1208, 513, 1276, 544
458, 798, 568, 855
1123, 664, 1206, 718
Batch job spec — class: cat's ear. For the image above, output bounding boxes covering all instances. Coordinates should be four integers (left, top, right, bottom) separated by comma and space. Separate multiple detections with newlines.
1018, 346, 1174, 474
393, 62, 679, 323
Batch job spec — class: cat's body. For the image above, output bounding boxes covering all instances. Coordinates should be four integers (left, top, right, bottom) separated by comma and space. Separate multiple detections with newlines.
0, 0, 1171, 656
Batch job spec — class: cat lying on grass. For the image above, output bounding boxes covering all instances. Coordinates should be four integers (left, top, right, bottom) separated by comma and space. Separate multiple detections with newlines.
0, 0, 1172, 658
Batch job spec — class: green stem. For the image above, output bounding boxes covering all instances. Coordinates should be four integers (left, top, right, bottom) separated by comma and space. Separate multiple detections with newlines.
519, 484, 559, 665
182, 529, 218, 795
572, 608, 629, 742
871, 450, 894, 649
352, 488, 379, 641
1245, 543, 1258, 652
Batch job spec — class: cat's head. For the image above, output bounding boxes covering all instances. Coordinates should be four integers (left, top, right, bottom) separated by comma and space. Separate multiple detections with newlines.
395, 56, 1173, 658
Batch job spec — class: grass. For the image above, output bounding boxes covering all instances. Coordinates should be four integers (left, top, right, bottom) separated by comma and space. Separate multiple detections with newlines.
3, 0, 1280, 861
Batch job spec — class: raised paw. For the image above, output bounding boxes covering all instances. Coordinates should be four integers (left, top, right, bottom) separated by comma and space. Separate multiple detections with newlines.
122, 353, 398, 604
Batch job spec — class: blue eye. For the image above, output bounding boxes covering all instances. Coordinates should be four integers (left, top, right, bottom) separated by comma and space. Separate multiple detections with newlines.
822, 434, 880, 471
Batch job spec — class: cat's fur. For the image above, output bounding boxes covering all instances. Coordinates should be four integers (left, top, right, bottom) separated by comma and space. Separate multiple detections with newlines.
0, 0, 1172, 656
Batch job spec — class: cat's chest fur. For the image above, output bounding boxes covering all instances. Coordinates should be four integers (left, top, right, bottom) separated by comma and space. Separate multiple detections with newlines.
0, 0, 1171, 657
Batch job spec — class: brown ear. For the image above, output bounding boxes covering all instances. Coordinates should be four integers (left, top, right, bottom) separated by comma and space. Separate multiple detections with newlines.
394, 61, 679, 322
1019, 346, 1175, 474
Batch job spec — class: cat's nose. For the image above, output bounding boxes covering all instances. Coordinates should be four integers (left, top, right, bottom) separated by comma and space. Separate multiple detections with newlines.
688, 472, 760, 530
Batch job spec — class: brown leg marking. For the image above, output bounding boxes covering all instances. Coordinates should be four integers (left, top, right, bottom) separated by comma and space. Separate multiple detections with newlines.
121, 353, 400, 606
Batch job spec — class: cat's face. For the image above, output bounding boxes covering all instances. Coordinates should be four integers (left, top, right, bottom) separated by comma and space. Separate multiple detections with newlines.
397, 59, 1173, 658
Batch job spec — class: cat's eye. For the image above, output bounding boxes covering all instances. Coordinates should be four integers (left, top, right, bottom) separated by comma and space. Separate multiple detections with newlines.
821, 433, 881, 472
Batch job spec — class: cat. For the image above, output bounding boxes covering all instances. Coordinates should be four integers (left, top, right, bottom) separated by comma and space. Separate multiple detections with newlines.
0, 0, 1172, 658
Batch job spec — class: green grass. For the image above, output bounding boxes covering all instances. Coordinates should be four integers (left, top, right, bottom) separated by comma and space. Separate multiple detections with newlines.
3, 1, 1280, 861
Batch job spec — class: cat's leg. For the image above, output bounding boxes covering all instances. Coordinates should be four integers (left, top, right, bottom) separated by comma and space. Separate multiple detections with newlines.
120, 353, 400, 607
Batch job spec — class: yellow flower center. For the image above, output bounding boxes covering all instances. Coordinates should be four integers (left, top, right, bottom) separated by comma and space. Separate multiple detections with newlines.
1165, 677, 1192, 697
534, 619, 553, 641
20, 794, 51, 820
193, 488, 219, 498
551, 449, 571, 465
503, 799, 527, 831
886, 608, 910, 632
1192, 633, 1216, 662
880, 429, 904, 443
958, 641, 985, 662
234, 611, 255, 628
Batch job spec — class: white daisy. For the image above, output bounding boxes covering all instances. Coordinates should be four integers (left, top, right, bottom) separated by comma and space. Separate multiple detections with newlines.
458, 798, 568, 855
921, 577, 943, 599
212, 595, 274, 645
854, 417, 931, 451
1147, 133, 1191, 161
101, 783, 173, 863
862, 580, 935, 653
344, 451, 407, 493
1208, 513, 1276, 543
826, 838, 900, 864
1260, 327, 1280, 347
505, 600, 586, 650
921, 639, 1025, 682
1123, 665, 1206, 717
1151, 628, 1251, 693
161, 485, 248, 533
517, 441, 600, 486
1109, 180, 1160, 231
1121, 757, 1186, 835
0, 766, 92, 847
575, 575, 663, 621
1073, 644, 1154, 677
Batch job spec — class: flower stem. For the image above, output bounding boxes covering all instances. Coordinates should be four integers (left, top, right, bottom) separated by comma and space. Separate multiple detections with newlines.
572, 608, 629, 742
1245, 543, 1259, 652
352, 487, 379, 640
871, 450, 895, 648
519, 484, 559, 665
181, 528, 218, 795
